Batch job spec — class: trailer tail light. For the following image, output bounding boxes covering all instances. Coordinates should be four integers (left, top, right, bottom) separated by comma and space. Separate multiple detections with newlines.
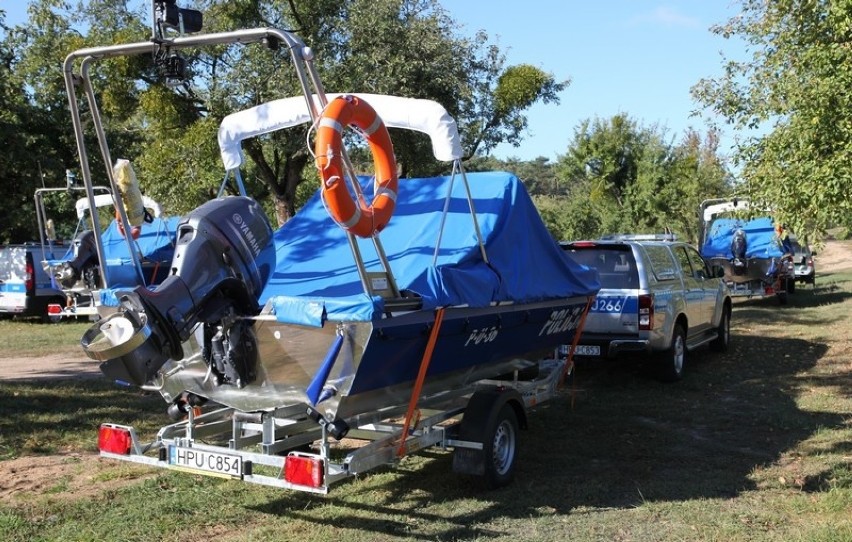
284, 454, 324, 488
98, 425, 132, 455
638, 294, 654, 330
48, 304, 63, 316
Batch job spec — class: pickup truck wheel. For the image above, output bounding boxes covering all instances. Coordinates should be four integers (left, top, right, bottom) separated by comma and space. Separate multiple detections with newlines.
659, 324, 686, 382
709, 307, 730, 353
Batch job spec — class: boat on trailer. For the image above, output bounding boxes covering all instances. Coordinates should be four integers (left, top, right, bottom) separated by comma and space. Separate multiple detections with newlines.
35, 186, 178, 319
72, 15, 599, 493
699, 198, 795, 304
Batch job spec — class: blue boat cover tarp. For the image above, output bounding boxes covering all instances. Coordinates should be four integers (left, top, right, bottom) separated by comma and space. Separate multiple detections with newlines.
96, 217, 179, 306
700, 217, 787, 260
260, 171, 600, 324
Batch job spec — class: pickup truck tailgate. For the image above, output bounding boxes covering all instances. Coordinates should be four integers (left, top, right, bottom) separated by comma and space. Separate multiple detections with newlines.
583, 292, 639, 335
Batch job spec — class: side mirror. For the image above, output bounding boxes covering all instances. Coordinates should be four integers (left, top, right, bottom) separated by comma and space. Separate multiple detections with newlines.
713, 265, 725, 278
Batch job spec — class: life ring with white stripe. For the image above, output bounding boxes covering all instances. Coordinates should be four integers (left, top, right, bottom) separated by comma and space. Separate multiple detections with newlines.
315, 95, 398, 238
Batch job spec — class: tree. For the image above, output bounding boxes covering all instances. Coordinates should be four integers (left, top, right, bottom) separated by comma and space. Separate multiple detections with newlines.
0, 1, 85, 242
692, 0, 852, 238
553, 115, 731, 243
555, 114, 653, 235
2, 0, 569, 238
88, 0, 568, 225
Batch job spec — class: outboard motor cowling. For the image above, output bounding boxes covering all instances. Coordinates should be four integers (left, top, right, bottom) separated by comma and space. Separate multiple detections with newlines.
54, 230, 99, 288
81, 196, 275, 387
730, 228, 747, 274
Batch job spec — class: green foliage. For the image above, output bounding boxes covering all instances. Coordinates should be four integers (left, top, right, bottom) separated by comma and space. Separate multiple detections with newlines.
532, 192, 600, 242
692, 0, 852, 240
553, 115, 732, 243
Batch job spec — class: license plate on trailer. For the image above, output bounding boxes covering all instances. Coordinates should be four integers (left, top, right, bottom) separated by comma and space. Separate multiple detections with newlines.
570, 345, 600, 356
168, 446, 243, 478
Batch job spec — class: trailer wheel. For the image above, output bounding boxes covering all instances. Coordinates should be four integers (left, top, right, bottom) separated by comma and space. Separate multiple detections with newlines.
659, 324, 686, 382
482, 404, 519, 489
453, 388, 525, 489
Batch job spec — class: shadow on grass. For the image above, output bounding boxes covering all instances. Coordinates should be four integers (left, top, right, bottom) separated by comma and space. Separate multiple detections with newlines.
0, 379, 164, 457
250, 330, 843, 541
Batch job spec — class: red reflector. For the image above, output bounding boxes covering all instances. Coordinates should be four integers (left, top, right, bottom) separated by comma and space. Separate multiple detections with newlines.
765, 286, 775, 295
284, 454, 324, 488
47, 304, 63, 315
98, 425, 132, 455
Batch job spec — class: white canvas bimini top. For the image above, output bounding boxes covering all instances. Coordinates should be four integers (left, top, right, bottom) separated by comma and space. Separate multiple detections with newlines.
75, 194, 163, 219
217, 93, 464, 170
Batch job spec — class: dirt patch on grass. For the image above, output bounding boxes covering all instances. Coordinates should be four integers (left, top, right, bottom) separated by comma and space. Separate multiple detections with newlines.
0, 453, 154, 504
814, 239, 852, 273
0, 352, 100, 381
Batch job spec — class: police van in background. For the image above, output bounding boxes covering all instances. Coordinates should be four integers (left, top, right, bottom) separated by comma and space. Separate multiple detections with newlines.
0, 243, 66, 321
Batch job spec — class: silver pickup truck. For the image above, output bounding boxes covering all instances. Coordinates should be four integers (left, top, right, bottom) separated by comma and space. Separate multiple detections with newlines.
561, 234, 732, 382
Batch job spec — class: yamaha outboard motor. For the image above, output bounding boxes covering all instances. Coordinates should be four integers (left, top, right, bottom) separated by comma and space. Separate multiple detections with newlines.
730, 228, 747, 274
80, 196, 275, 388
53, 230, 99, 288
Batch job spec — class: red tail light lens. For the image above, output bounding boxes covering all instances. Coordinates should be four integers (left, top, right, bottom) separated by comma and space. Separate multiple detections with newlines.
25, 255, 35, 294
284, 454, 324, 488
98, 425, 132, 455
638, 294, 654, 330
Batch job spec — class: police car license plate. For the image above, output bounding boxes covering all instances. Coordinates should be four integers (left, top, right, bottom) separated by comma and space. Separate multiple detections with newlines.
168, 446, 242, 478
571, 345, 600, 356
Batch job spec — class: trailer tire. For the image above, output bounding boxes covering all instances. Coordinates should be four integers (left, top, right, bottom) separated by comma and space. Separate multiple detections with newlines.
453, 388, 525, 489
482, 404, 519, 488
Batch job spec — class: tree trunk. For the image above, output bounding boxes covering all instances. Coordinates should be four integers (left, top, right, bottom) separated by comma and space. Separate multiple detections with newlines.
242, 140, 310, 228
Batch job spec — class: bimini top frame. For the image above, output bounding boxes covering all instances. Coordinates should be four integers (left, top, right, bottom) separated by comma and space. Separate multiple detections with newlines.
216, 92, 488, 301
63, 27, 329, 289
63, 25, 487, 303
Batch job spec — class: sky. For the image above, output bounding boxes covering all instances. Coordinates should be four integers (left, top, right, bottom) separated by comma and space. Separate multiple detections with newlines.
441, 0, 748, 161
2, 1, 748, 162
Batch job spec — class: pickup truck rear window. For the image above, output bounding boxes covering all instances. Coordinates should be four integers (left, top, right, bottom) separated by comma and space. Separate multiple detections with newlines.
564, 246, 639, 289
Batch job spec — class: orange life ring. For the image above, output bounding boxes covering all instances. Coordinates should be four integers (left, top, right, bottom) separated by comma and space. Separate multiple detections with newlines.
315, 95, 398, 238
115, 210, 141, 240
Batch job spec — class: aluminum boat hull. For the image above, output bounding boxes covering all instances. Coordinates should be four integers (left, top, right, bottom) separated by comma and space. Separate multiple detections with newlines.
153, 296, 590, 421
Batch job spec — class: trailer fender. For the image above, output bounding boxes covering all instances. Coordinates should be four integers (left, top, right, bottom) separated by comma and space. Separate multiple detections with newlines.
452, 387, 527, 486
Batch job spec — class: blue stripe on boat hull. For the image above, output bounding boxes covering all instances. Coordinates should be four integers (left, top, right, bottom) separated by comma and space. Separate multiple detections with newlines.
350, 298, 588, 395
